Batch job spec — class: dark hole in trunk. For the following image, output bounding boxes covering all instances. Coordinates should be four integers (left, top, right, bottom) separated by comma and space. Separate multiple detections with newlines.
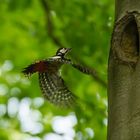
121, 18, 139, 57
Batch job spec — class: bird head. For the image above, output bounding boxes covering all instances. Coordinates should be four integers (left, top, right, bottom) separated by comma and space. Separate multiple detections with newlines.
56, 48, 71, 58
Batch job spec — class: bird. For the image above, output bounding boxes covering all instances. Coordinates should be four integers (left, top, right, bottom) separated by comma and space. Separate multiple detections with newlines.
22, 48, 93, 108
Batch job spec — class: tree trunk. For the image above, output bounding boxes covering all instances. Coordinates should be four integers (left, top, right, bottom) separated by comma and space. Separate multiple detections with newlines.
108, 0, 140, 140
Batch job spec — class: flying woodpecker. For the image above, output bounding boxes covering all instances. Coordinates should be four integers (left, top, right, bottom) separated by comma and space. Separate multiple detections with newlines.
22, 48, 92, 108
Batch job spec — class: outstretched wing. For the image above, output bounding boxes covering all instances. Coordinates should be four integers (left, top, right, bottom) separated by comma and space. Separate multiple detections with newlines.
72, 63, 96, 76
39, 72, 76, 108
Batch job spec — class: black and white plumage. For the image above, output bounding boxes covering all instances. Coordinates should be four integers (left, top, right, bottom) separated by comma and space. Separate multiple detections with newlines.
22, 48, 91, 108
39, 72, 76, 107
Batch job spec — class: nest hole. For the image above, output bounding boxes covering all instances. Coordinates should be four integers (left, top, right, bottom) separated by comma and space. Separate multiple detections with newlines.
121, 18, 139, 58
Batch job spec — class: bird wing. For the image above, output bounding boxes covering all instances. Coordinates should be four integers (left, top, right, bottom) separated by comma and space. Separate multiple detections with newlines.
53, 58, 95, 76
39, 72, 76, 108
72, 63, 95, 75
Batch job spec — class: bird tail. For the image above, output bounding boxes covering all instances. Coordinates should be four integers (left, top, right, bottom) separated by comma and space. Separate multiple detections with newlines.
22, 63, 37, 77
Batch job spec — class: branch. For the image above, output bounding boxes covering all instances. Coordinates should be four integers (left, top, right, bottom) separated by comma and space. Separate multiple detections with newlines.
40, 0, 107, 88
40, 0, 65, 48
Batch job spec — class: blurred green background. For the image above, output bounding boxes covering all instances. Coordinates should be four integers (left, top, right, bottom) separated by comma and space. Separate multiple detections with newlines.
0, 0, 114, 140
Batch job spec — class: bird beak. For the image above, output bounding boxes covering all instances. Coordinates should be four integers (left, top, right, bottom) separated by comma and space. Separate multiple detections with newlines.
66, 48, 72, 53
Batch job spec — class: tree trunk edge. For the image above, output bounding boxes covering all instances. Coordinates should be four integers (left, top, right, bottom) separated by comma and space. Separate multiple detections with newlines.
108, 9, 140, 140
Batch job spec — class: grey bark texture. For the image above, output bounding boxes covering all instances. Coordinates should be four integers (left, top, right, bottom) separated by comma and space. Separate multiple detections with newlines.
108, 0, 140, 140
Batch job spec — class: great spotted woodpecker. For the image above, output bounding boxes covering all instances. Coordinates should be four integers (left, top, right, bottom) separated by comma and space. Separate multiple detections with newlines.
22, 48, 92, 107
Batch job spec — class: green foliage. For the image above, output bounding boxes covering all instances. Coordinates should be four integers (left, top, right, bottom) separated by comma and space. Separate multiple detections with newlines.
0, 0, 114, 139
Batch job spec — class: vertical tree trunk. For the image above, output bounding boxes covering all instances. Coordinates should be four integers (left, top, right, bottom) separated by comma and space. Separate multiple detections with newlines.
108, 0, 140, 140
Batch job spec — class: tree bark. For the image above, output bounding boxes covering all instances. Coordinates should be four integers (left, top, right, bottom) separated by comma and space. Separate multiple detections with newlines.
108, 0, 140, 140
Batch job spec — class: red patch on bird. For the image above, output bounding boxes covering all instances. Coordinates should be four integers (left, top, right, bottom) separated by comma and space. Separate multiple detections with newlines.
35, 61, 47, 72
22, 61, 48, 76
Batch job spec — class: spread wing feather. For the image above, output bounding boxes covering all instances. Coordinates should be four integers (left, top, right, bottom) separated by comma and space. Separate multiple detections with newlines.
39, 72, 76, 108
72, 63, 95, 75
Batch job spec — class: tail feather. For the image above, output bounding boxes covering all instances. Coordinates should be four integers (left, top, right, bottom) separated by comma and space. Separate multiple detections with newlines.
22, 61, 48, 76
22, 63, 37, 76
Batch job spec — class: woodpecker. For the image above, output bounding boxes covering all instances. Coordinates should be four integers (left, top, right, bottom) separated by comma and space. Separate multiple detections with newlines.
22, 48, 93, 108
22, 48, 76, 107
